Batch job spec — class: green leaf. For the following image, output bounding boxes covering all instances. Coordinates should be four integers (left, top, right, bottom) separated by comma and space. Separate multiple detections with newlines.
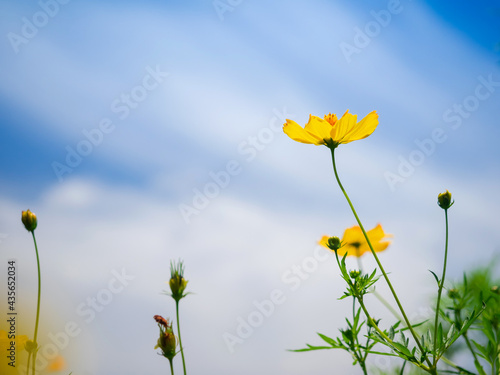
436, 323, 443, 350
317, 333, 338, 346
366, 350, 401, 357
429, 270, 440, 285
391, 342, 413, 359
446, 324, 456, 342
481, 319, 496, 345
353, 307, 362, 328
471, 339, 490, 361
389, 325, 395, 340
289, 345, 339, 352
399, 319, 429, 332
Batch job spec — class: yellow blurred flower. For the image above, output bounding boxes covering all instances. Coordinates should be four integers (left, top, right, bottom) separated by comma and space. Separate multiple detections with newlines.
283, 110, 378, 149
47, 355, 66, 372
320, 224, 391, 257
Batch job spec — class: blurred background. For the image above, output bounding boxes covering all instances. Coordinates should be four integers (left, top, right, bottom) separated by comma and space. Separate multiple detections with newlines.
0, 1, 499, 374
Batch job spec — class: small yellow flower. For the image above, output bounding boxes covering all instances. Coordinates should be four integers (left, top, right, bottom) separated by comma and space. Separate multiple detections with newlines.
283, 110, 379, 149
319, 224, 391, 257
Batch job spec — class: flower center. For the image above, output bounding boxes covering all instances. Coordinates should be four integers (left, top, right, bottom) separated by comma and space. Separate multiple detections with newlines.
324, 113, 337, 126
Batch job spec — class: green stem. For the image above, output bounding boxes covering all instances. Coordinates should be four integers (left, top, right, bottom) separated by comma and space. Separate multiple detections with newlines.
333, 253, 396, 352
455, 308, 484, 373
372, 290, 403, 322
31, 231, 42, 375
175, 300, 187, 375
399, 360, 407, 375
25, 353, 31, 375
358, 252, 403, 322
351, 296, 366, 374
169, 358, 175, 375
330, 148, 431, 369
433, 209, 449, 365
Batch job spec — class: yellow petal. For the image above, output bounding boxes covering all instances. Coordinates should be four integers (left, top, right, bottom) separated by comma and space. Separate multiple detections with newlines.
283, 119, 322, 144
318, 235, 330, 248
342, 111, 379, 143
331, 110, 358, 142
303, 115, 332, 142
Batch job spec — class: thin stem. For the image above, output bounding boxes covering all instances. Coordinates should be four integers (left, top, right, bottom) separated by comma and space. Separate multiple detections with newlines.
399, 360, 407, 375
25, 354, 31, 375
31, 231, 42, 375
358, 253, 403, 322
351, 296, 366, 373
175, 300, 187, 375
455, 308, 484, 374
359, 358, 368, 375
330, 148, 431, 369
433, 209, 449, 365
169, 358, 175, 375
333, 252, 395, 351
372, 290, 403, 322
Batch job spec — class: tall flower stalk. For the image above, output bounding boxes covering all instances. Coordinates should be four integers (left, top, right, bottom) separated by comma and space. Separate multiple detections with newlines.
433, 190, 454, 366
329, 147, 429, 365
168, 260, 189, 375
21, 210, 41, 375
283, 110, 440, 372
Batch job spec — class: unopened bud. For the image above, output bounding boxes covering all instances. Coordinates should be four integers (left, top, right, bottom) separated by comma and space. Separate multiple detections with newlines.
21, 210, 37, 232
326, 236, 342, 251
349, 270, 361, 279
25, 340, 37, 353
447, 288, 460, 299
154, 315, 177, 360
437, 190, 453, 210
169, 260, 188, 302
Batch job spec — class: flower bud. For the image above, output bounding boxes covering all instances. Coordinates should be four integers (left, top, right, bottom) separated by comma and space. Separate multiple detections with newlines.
154, 315, 177, 360
349, 270, 361, 279
447, 288, 460, 299
437, 190, 453, 210
21, 210, 37, 232
326, 236, 342, 252
25, 340, 37, 353
169, 260, 188, 302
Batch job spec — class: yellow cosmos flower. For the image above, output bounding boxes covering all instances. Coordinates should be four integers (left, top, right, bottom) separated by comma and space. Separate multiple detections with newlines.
283, 110, 379, 149
319, 224, 391, 257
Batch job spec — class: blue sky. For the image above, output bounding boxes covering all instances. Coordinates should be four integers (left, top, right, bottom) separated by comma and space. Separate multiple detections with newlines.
0, 1, 499, 374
